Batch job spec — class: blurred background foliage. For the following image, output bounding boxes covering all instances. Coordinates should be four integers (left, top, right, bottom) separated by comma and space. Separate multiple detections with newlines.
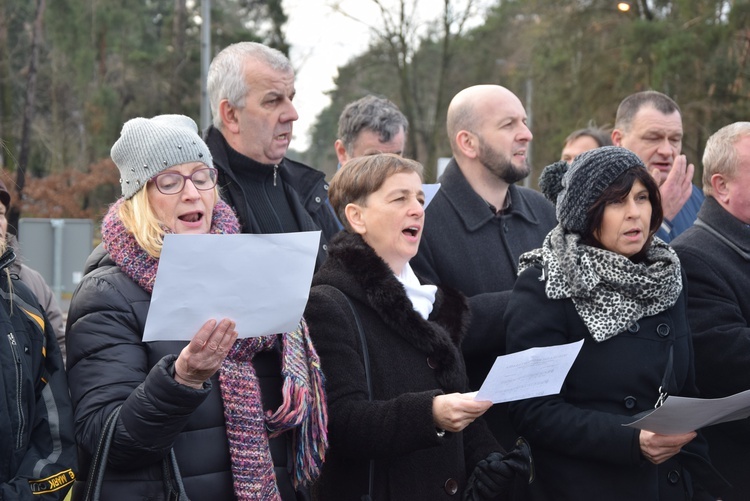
1, 0, 748, 229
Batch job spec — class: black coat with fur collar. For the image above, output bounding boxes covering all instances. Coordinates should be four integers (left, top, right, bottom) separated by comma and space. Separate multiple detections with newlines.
305, 232, 499, 501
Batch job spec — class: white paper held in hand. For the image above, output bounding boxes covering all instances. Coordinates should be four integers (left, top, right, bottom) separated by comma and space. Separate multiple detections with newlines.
142, 231, 320, 342
471, 339, 583, 404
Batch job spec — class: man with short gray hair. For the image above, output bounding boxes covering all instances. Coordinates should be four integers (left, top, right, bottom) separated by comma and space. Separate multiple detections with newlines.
205, 41, 339, 269
672, 122, 750, 500
611, 90, 702, 242
334, 95, 408, 165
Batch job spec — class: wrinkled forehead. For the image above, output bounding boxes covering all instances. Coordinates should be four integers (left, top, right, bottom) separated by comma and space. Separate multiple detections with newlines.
629, 106, 683, 135
244, 61, 295, 92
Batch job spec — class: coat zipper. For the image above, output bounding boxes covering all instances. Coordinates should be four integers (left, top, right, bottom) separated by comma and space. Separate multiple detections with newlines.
7, 332, 24, 449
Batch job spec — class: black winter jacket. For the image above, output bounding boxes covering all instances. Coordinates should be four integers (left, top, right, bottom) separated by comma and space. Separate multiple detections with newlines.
411, 159, 556, 449
672, 196, 750, 500
204, 126, 340, 270
65, 245, 304, 501
304, 232, 499, 501
0, 248, 76, 499
506, 263, 728, 500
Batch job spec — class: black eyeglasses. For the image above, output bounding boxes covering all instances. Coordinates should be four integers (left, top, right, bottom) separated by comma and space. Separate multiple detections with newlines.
151, 167, 218, 195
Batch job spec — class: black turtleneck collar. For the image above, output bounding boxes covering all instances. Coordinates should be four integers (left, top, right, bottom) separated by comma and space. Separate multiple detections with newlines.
225, 142, 278, 179
221, 137, 300, 234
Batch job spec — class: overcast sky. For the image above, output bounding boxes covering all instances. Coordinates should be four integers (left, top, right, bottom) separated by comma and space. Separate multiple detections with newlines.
283, 0, 379, 151
283, 0, 487, 151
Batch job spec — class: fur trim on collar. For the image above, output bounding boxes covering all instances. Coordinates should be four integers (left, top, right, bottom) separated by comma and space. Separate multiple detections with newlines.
322, 232, 470, 392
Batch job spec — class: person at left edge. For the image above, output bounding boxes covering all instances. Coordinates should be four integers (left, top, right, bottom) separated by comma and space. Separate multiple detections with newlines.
0, 179, 67, 363
0, 204, 76, 499
65, 114, 327, 500
205, 41, 341, 270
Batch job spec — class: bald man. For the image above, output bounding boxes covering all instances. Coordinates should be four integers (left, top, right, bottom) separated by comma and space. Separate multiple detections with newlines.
411, 85, 556, 448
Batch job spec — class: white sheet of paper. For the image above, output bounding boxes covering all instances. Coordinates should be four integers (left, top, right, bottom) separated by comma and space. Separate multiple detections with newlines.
142, 231, 320, 342
423, 183, 440, 208
624, 388, 750, 435
473, 339, 583, 404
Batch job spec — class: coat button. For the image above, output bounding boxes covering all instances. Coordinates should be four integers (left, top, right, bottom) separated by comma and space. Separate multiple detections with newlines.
427, 357, 438, 369
444, 478, 458, 495
627, 321, 640, 334
315, 196, 321, 203
623, 396, 637, 409
667, 469, 681, 484
657, 323, 670, 337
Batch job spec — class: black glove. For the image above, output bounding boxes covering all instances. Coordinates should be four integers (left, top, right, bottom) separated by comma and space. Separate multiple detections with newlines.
463, 437, 534, 501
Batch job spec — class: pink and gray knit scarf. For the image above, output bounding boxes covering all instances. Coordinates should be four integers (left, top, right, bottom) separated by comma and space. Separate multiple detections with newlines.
102, 198, 328, 500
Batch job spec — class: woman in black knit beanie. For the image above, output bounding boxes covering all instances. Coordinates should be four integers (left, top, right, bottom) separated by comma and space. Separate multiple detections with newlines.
506, 146, 728, 500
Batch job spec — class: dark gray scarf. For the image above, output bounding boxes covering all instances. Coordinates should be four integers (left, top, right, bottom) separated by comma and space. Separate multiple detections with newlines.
519, 225, 682, 342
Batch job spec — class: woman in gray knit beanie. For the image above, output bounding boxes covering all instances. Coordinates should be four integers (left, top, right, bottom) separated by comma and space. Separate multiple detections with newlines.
65, 114, 327, 500
503, 146, 729, 499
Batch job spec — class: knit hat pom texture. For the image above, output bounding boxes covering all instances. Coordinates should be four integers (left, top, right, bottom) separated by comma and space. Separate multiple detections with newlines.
111, 114, 213, 199
554, 146, 645, 232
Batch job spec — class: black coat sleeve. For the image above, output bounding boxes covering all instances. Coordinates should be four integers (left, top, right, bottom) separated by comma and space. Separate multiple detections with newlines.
0, 281, 77, 499
66, 272, 210, 470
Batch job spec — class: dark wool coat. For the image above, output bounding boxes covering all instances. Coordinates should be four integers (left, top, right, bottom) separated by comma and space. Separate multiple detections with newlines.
65, 246, 304, 501
672, 196, 750, 501
305, 232, 499, 501
506, 264, 728, 501
410, 158, 557, 448
205, 126, 340, 269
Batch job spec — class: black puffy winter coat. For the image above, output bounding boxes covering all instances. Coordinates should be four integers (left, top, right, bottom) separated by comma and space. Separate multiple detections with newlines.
66, 246, 303, 501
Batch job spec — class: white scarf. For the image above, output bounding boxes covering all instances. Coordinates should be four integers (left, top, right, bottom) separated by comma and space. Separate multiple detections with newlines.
397, 263, 437, 320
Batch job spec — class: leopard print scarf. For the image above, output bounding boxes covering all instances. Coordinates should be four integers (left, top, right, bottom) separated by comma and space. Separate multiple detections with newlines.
519, 225, 682, 342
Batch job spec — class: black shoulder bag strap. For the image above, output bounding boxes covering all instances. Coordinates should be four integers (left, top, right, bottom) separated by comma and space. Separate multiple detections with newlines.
333, 288, 375, 501
82, 405, 188, 501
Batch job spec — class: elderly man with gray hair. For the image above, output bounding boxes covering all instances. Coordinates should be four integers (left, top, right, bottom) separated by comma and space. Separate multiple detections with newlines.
204, 41, 340, 269
672, 122, 750, 501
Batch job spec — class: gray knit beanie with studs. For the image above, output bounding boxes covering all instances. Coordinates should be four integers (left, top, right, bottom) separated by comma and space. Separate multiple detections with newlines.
554, 146, 645, 232
111, 114, 213, 199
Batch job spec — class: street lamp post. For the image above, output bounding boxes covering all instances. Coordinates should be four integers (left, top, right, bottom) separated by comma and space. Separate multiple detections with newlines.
200, 0, 211, 131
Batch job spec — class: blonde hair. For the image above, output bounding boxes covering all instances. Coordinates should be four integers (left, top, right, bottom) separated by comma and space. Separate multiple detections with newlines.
118, 188, 166, 258
118, 182, 220, 258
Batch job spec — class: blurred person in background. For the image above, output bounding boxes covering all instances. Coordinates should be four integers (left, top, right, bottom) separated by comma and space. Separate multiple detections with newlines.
611, 91, 702, 242
560, 124, 611, 164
